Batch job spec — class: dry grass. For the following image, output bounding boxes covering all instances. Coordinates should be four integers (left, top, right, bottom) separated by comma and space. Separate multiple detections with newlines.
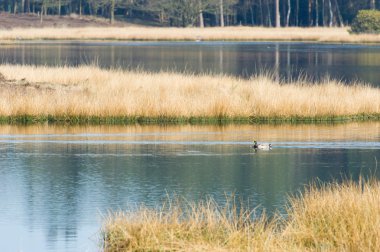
1, 26, 380, 43
282, 178, 380, 251
103, 197, 281, 252
102, 178, 380, 252
0, 64, 379, 120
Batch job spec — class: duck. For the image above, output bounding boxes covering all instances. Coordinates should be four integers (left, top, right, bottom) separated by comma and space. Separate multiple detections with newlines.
252, 140, 272, 150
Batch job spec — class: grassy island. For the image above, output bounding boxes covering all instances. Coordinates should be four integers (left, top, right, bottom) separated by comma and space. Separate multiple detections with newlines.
102, 178, 380, 251
1, 26, 380, 43
0, 64, 379, 124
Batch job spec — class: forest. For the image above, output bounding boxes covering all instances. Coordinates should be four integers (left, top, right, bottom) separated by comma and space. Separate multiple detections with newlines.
0, 0, 378, 27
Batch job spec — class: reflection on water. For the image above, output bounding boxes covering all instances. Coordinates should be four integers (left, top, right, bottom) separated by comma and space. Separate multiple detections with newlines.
1, 42, 380, 86
0, 123, 379, 252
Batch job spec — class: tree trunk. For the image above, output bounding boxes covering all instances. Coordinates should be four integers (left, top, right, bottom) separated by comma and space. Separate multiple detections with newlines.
242, 4, 247, 25
250, 5, 254, 25
40, 5, 43, 23
58, 0, 61, 15
4, 0, 9, 12
89, 2, 93, 15
266, 0, 272, 26
79, 0, 82, 17
282, 0, 286, 25
199, 10, 204, 28
315, 0, 319, 26
275, 0, 280, 27
13, 0, 17, 14
333, 0, 344, 27
182, 13, 186, 27
296, 0, 299, 26
371, 0, 376, 9
21, 0, 25, 13
328, 0, 333, 27
159, 11, 164, 24
110, 0, 115, 24
308, 0, 312, 26
25, 0, 30, 13
286, 0, 291, 27
259, 0, 264, 25
322, 0, 325, 26
220, 0, 224, 27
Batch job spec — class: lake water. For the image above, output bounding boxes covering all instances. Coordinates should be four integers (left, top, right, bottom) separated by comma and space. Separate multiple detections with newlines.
1, 41, 380, 251
1, 123, 379, 252
1, 41, 380, 86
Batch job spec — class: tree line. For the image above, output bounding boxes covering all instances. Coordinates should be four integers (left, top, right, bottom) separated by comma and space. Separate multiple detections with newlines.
0, 0, 378, 27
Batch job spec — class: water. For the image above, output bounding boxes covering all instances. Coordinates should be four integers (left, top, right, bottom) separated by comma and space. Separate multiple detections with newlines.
1, 41, 380, 251
0, 123, 379, 252
1, 41, 380, 86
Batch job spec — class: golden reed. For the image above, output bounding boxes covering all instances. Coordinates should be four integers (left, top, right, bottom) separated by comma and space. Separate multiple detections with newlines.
0, 64, 378, 119
103, 178, 380, 251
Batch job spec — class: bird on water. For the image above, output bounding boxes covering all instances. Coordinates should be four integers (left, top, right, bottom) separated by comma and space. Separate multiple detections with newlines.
252, 140, 272, 150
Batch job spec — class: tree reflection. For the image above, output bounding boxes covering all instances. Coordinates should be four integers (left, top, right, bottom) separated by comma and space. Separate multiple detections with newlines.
1, 43, 380, 86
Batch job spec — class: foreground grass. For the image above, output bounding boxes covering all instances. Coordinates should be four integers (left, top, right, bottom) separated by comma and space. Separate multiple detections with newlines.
102, 178, 380, 251
1, 26, 380, 43
0, 64, 379, 124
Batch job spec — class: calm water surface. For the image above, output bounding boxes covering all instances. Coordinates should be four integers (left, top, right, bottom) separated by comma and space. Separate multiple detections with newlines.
1, 41, 380, 86
0, 123, 379, 252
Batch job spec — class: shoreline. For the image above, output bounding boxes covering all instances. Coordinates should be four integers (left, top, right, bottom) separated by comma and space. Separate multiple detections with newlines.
1, 27, 380, 44
4, 39, 380, 47
1, 114, 379, 125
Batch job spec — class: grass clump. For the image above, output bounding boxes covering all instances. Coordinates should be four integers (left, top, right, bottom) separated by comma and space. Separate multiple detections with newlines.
102, 197, 279, 251
282, 178, 380, 251
102, 177, 380, 251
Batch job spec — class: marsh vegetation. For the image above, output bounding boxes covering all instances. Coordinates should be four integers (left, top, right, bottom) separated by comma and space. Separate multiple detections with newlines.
103, 178, 380, 251
0, 64, 378, 123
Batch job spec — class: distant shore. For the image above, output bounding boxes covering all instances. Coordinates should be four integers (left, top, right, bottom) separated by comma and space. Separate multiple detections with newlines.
2, 26, 380, 43
1, 13, 380, 43
0, 64, 379, 124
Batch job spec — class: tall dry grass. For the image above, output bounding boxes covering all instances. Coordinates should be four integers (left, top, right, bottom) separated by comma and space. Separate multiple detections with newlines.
0, 64, 378, 120
103, 197, 280, 252
1, 26, 380, 43
282, 178, 380, 251
102, 178, 380, 251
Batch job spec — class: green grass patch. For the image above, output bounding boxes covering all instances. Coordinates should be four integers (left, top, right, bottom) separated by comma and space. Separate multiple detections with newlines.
0, 114, 378, 126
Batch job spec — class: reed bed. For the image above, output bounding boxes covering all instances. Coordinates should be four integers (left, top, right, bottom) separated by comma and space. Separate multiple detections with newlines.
1, 26, 380, 43
0, 64, 379, 123
102, 178, 380, 251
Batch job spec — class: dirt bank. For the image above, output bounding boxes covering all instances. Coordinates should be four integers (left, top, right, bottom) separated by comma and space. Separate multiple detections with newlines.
0, 72, 83, 96
0, 12, 132, 29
